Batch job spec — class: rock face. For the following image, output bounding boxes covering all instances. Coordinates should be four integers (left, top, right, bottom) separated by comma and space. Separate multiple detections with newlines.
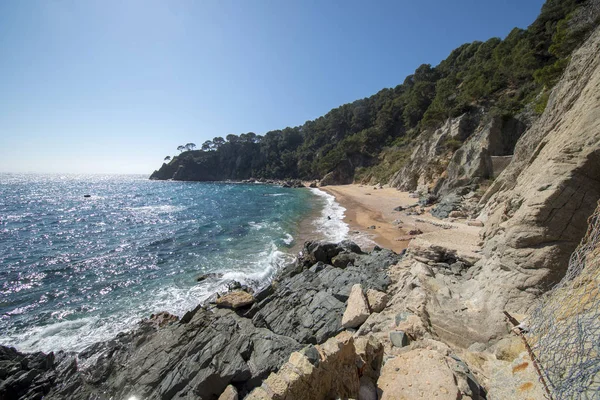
252, 243, 398, 344
397, 26, 600, 353
377, 349, 462, 400
319, 159, 355, 186
0, 346, 56, 400
341, 284, 370, 328
478, 25, 600, 305
389, 111, 529, 197
245, 332, 384, 400
366, 289, 388, 313
434, 115, 528, 196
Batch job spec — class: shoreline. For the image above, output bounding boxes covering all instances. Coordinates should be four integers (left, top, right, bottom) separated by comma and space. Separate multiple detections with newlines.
318, 185, 412, 253
317, 184, 483, 260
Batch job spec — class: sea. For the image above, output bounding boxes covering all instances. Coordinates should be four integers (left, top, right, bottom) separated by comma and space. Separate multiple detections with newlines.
0, 173, 350, 354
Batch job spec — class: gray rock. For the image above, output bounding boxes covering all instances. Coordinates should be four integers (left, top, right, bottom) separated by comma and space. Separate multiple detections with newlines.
389, 331, 409, 348
331, 252, 356, 268
395, 312, 412, 326
300, 345, 321, 366
252, 246, 397, 344
0, 242, 400, 400
359, 376, 378, 400
431, 193, 462, 219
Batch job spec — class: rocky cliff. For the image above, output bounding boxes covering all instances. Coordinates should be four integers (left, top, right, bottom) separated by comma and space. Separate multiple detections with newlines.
400, 24, 600, 355
478, 24, 600, 304
388, 110, 530, 198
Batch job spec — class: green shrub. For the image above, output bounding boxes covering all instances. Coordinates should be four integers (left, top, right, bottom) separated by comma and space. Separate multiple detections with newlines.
444, 138, 463, 152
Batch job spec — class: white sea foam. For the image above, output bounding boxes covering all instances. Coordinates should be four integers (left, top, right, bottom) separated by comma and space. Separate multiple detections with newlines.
220, 243, 292, 287
282, 233, 294, 245
2, 317, 105, 353
309, 188, 349, 243
248, 221, 265, 230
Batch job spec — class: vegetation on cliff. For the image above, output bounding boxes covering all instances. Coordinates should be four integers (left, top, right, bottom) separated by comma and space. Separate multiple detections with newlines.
151, 0, 597, 182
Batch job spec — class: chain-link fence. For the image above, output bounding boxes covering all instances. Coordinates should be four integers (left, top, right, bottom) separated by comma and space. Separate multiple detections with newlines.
527, 202, 600, 399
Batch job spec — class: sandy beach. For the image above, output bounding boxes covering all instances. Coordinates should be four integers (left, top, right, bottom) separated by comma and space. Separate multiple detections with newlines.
319, 184, 482, 258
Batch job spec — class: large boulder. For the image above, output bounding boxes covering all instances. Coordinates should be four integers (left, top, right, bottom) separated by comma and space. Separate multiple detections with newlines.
377, 349, 460, 399
366, 289, 388, 313
216, 290, 255, 309
341, 284, 370, 328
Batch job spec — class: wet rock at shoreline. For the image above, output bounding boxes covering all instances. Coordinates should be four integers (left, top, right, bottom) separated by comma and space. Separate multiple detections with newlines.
147, 311, 179, 328
0, 346, 56, 400
1, 241, 401, 399
196, 272, 224, 282
252, 242, 398, 344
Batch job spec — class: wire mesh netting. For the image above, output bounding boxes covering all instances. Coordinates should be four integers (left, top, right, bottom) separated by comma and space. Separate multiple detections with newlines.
527, 202, 600, 399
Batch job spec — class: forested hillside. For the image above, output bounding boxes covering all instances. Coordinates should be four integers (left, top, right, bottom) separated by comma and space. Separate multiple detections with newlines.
151, 0, 598, 183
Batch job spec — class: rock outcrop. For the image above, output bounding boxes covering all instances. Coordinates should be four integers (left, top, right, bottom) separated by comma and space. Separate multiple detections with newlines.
252, 243, 398, 344
216, 290, 255, 309
377, 349, 468, 399
384, 26, 600, 356
389, 111, 529, 198
478, 25, 600, 305
0, 242, 401, 400
319, 159, 355, 186
245, 332, 384, 400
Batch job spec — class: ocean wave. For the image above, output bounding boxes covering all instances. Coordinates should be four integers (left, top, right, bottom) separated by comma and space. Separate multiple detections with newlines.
219, 243, 292, 287
309, 188, 349, 243
1, 316, 105, 353
248, 221, 265, 230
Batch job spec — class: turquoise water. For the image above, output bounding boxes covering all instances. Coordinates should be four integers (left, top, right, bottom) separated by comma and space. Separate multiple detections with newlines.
0, 174, 347, 353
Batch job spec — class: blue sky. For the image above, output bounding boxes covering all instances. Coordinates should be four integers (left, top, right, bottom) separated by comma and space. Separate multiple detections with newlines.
0, 0, 545, 174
